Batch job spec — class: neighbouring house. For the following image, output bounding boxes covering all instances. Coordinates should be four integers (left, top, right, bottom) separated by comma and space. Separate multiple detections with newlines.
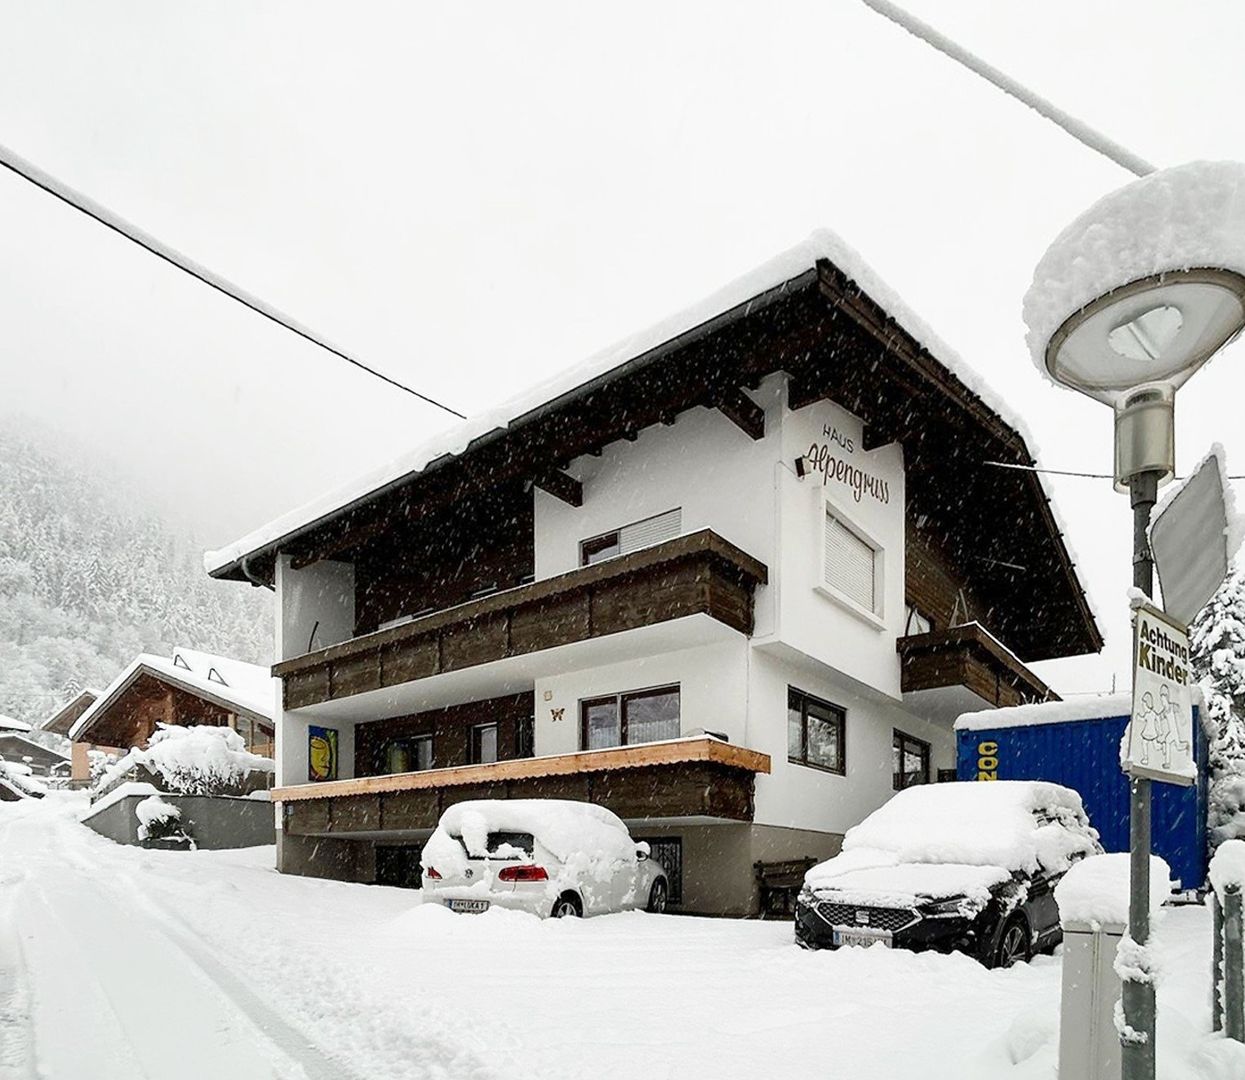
71, 648, 278, 850
69, 648, 277, 761
206, 230, 1100, 915
38, 689, 101, 787
0, 731, 70, 778
0, 714, 50, 801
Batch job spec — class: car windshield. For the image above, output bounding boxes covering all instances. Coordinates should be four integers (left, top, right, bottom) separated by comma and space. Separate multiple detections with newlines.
451, 831, 535, 859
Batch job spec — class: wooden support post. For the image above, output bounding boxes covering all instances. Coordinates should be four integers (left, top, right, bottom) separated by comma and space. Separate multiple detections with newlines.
1214, 892, 1225, 1033
714, 387, 765, 440
533, 470, 583, 507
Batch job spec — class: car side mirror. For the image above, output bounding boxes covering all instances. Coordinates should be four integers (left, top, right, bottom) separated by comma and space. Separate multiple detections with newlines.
635, 841, 650, 861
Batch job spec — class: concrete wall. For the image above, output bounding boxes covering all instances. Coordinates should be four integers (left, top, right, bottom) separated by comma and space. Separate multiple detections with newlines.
82, 794, 274, 850
275, 555, 355, 663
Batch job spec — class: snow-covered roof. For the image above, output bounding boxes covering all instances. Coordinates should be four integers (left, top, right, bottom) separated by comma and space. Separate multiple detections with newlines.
0, 714, 33, 733
206, 227, 1066, 580
38, 688, 101, 734
69, 647, 276, 743
0, 733, 70, 760
954, 692, 1133, 732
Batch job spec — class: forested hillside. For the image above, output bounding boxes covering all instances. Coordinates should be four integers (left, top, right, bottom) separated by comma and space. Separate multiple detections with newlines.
0, 420, 271, 725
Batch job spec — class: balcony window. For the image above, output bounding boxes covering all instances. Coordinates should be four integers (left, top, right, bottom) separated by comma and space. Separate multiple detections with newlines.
580, 685, 681, 750
787, 687, 845, 774
384, 735, 433, 775
580, 508, 682, 567
471, 723, 499, 765
893, 730, 930, 790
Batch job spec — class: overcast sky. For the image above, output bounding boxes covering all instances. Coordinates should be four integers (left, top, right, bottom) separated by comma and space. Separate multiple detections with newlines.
2, 1, 1242, 695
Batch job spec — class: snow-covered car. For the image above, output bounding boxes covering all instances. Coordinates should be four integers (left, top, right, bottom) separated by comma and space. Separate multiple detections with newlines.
794, 781, 1102, 967
421, 799, 669, 918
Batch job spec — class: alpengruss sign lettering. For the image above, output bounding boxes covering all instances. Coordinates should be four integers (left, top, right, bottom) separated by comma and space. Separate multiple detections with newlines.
805, 425, 890, 505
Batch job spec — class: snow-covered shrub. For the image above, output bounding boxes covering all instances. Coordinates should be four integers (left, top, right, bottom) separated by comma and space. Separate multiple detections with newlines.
97, 723, 274, 797
1191, 567, 1245, 850
134, 794, 191, 846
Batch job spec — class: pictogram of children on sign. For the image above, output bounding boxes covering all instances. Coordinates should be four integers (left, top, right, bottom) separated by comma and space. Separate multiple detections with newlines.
1136, 685, 1191, 769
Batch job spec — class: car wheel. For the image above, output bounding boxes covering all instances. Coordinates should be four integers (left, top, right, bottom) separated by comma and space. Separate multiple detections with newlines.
647, 878, 668, 913
992, 916, 1032, 969
551, 893, 582, 919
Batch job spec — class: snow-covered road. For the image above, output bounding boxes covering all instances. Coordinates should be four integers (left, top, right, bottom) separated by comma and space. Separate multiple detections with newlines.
2, 795, 1243, 1080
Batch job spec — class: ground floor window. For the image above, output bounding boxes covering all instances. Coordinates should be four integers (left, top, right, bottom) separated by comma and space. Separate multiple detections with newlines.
471, 723, 499, 765
787, 687, 845, 774
893, 729, 931, 789
635, 836, 683, 905
383, 735, 433, 775
581, 685, 680, 750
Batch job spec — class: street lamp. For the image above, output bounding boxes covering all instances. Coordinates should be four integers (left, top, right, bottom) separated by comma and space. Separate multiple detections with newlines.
1027, 161, 1245, 1080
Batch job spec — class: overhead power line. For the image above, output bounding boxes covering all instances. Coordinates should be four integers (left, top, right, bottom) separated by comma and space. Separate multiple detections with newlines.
985, 461, 1245, 481
859, 0, 1157, 178
0, 141, 467, 419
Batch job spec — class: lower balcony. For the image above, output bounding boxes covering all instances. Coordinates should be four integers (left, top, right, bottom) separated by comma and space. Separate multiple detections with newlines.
274, 736, 772, 837
896, 622, 1056, 723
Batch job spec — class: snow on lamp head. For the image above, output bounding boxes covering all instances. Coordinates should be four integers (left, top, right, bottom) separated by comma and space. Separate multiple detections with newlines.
1023, 161, 1245, 489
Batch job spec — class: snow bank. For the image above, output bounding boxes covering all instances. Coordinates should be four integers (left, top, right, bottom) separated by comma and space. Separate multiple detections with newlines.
1054, 853, 1172, 929
839, 781, 1099, 874
422, 799, 637, 880
97, 724, 273, 797
955, 692, 1132, 732
1209, 838, 1245, 902
1024, 161, 1245, 380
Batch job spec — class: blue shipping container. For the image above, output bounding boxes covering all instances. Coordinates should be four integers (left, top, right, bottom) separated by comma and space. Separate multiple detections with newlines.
956, 709, 1209, 889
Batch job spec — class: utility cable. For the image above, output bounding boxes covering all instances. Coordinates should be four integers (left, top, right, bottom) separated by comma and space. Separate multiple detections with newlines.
0, 140, 467, 419
859, 0, 1157, 178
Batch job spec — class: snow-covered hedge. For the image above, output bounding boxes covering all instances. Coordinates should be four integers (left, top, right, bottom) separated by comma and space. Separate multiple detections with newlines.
96, 724, 273, 798
134, 794, 187, 843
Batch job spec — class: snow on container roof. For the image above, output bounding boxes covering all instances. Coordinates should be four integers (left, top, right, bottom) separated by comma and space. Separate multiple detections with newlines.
841, 780, 1098, 875
206, 228, 1063, 580
69, 647, 276, 743
1024, 161, 1245, 378
954, 692, 1133, 732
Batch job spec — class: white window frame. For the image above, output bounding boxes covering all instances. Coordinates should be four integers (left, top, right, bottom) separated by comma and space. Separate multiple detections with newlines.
816, 497, 886, 631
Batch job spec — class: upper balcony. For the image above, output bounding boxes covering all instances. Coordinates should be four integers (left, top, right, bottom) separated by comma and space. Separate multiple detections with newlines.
273, 529, 768, 712
896, 621, 1056, 723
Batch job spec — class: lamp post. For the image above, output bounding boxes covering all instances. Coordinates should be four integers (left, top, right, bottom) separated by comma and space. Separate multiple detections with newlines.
1041, 266, 1245, 1078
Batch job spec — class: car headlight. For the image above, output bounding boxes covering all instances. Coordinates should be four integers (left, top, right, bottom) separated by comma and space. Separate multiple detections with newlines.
924, 896, 969, 917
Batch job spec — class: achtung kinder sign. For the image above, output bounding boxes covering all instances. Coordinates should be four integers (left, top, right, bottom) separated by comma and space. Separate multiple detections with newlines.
1124, 601, 1196, 786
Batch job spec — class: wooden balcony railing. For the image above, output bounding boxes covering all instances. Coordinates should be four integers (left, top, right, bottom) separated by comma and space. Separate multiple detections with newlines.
274, 736, 772, 833
274, 530, 768, 710
896, 622, 1056, 709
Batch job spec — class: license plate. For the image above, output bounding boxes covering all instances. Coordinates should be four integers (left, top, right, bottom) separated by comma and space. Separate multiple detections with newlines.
833, 927, 892, 948
446, 899, 490, 914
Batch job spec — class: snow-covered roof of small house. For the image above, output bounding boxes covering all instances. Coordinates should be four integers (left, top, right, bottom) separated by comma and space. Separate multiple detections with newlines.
69, 647, 276, 744
0, 733, 71, 761
0, 714, 32, 733
38, 688, 102, 736
205, 228, 1102, 662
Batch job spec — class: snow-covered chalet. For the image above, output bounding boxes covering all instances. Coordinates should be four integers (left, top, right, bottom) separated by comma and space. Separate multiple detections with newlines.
206, 232, 1101, 915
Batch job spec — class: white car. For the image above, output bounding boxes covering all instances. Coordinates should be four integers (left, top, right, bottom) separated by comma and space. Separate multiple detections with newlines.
421, 798, 669, 918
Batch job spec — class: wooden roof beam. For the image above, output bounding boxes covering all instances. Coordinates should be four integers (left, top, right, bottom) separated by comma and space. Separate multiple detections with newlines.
713, 387, 765, 440
533, 470, 583, 507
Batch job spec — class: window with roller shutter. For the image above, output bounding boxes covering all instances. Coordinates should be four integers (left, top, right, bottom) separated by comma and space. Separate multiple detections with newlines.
823, 509, 879, 614
580, 508, 682, 566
